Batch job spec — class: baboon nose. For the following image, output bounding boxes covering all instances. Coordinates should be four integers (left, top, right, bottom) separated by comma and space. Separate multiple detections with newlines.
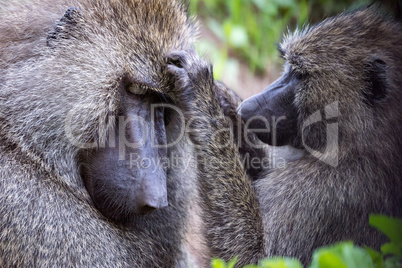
137, 173, 168, 214
138, 199, 168, 214
138, 205, 157, 214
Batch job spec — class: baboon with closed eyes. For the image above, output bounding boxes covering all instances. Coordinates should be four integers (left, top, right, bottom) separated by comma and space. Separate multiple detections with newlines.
0, 0, 267, 266
167, 6, 402, 266
0, 0, 202, 266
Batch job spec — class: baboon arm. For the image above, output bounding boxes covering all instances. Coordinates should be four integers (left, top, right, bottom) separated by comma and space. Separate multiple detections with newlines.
167, 51, 265, 266
214, 82, 267, 179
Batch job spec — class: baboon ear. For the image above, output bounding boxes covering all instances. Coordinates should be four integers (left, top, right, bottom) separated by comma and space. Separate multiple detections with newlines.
47, 7, 81, 47
363, 58, 389, 106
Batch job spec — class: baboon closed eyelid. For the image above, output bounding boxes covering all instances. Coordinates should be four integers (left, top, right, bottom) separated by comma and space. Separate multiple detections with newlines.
128, 84, 148, 95
0, 0, 206, 266
127, 83, 173, 104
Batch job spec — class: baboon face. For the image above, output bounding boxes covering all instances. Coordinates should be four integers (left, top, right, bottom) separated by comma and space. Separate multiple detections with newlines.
237, 67, 300, 146
32, 1, 195, 221
80, 78, 172, 220
238, 9, 397, 149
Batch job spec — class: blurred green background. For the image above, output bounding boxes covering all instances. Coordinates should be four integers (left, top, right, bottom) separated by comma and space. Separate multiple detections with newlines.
190, 0, 371, 98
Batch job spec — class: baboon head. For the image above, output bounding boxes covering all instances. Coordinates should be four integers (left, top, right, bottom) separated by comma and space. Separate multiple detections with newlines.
238, 7, 402, 154
79, 77, 171, 219
0, 0, 196, 221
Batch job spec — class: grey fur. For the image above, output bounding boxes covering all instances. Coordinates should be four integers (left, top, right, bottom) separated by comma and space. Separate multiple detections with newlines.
0, 0, 200, 266
166, 50, 266, 267
257, 7, 402, 264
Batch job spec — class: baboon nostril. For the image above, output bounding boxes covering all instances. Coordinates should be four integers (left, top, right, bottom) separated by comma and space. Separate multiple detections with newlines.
138, 198, 168, 214
139, 205, 158, 214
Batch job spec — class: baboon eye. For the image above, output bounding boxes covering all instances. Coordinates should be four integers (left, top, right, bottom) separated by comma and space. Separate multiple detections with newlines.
295, 72, 307, 80
290, 69, 307, 80
128, 84, 148, 95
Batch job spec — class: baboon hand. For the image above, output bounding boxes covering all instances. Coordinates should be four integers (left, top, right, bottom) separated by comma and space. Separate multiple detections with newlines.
166, 51, 195, 96
166, 50, 214, 106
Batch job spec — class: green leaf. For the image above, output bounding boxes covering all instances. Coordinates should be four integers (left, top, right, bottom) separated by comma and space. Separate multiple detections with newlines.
310, 242, 374, 268
369, 215, 402, 244
259, 257, 303, 268
383, 256, 402, 268
381, 243, 402, 257
211, 258, 227, 268
364, 246, 384, 268
342, 244, 375, 268
310, 250, 347, 268
213, 49, 228, 80
227, 256, 238, 268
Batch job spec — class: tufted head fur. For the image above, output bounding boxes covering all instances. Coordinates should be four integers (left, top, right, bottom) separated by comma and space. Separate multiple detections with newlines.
0, 1, 199, 266
0, 0, 197, 187
251, 7, 402, 265
278, 7, 402, 157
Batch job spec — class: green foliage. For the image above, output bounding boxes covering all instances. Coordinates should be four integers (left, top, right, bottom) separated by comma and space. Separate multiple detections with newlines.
211, 257, 302, 268
310, 242, 374, 268
251, 258, 303, 268
212, 257, 239, 268
191, 0, 370, 76
370, 215, 402, 246
367, 215, 402, 268
210, 215, 402, 268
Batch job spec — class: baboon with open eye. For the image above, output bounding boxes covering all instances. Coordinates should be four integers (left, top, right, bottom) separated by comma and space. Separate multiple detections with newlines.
167, 6, 402, 267
0, 0, 207, 266
0, 0, 265, 266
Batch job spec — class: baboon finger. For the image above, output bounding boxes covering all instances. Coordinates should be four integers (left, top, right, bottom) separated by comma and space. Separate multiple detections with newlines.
166, 51, 189, 68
